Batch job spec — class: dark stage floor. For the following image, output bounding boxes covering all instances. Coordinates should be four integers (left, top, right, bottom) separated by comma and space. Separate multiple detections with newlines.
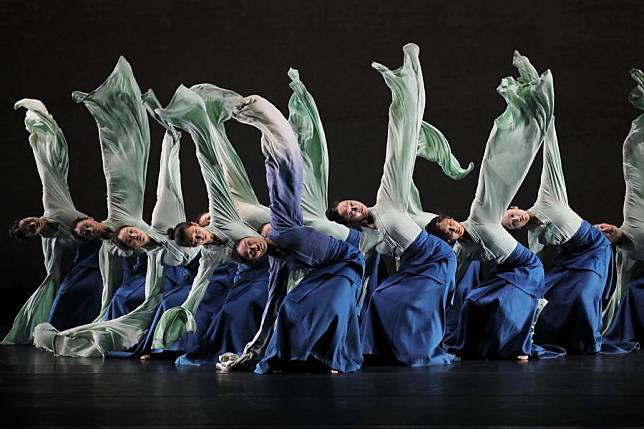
1, 346, 643, 428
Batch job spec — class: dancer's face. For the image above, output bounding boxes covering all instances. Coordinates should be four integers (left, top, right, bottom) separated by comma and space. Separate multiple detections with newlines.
336, 200, 369, 223
595, 223, 624, 243
181, 224, 212, 247
435, 217, 465, 241
502, 207, 531, 230
196, 213, 211, 227
74, 218, 103, 239
116, 226, 151, 250
18, 217, 45, 237
236, 236, 268, 262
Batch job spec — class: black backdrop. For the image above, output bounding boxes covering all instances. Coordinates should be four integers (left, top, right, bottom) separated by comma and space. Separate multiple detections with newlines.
0, 0, 642, 298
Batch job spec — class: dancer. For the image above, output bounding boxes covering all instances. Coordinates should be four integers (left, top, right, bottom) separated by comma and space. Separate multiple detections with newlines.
427, 52, 563, 359
215, 91, 365, 373
501, 115, 612, 354
31, 58, 197, 357
3, 99, 102, 344
600, 69, 644, 349
161, 84, 270, 363
152, 84, 266, 354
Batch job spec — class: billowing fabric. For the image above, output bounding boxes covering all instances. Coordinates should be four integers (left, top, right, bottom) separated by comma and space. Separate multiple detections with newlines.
32, 65, 197, 357
460, 51, 553, 264
447, 244, 562, 358
444, 259, 484, 341
603, 69, 644, 331
176, 258, 269, 365
105, 254, 148, 320
534, 221, 612, 354
2, 99, 85, 345
47, 238, 103, 331
360, 231, 456, 365
223, 94, 365, 373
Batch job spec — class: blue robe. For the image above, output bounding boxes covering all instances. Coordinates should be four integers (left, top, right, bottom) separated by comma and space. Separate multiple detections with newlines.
447, 243, 563, 358
360, 231, 456, 366
256, 226, 365, 374
47, 238, 103, 331
534, 221, 612, 354
175, 258, 269, 365
601, 261, 643, 354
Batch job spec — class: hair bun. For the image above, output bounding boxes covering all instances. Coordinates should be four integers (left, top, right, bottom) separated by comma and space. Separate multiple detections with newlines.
166, 227, 175, 239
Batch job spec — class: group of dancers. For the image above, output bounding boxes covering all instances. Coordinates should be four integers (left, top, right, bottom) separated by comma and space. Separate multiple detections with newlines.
3, 43, 643, 373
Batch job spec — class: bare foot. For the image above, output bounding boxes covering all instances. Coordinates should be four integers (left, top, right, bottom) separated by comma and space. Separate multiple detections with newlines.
330, 369, 339, 374
140, 354, 151, 361
516, 355, 529, 361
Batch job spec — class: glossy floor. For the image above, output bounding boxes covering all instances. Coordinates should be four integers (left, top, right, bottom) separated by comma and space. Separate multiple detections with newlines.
1, 346, 642, 428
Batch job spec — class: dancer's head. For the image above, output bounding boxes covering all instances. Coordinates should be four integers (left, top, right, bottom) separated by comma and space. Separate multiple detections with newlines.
71, 217, 112, 240
425, 215, 464, 242
168, 222, 211, 247
326, 200, 370, 226
114, 226, 151, 250
502, 206, 531, 230
8, 216, 45, 240
595, 223, 625, 243
235, 236, 268, 262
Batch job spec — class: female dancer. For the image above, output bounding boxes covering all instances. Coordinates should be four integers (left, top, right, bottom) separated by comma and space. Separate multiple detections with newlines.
3, 99, 103, 344
600, 69, 644, 349
158, 83, 270, 363
151, 84, 268, 355
31, 57, 198, 357
428, 52, 562, 359
500, 116, 612, 354
217, 93, 365, 373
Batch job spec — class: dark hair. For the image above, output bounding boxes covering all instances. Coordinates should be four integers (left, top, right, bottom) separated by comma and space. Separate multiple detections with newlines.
8, 219, 30, 240
193, 211, 209, 225
425, 215, 455, 244
325, 200, 374, 228
168, 221, 193, 247
70, 217, 113, 240
325, 200, 345, 224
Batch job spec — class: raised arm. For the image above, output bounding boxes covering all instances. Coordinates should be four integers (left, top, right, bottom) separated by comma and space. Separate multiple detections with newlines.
190, 84, 271, 231
14, 99, 84, 225
468, 51, 554, 224
233, 95, 304, 232
156, 85, 258, 242
71, 56, 150, 228
374, 43, 425, 211
287, 68, 351, 240
142, 90, 187, 234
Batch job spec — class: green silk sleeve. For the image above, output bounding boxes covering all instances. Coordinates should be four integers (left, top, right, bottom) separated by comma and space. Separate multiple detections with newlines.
152, 246, 231, 349
190, 84, 271, 231
14, 99, 84, 225
156, 85, 259, 242
374, 43, 425, 212
72, 56, 150, 229
286, 68, 350, 241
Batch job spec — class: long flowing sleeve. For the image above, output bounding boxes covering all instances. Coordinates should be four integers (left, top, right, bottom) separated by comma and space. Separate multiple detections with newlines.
1, 237, 68, 344
156, 85, 259, 242
602, 69, 644, 332
462, 51, 554, 262
14, 99, 85, 225
190, 84, 271, 231
409, 121, 475, 228
71, 56, 150, 230
527, 119, 583, 253
286, 69, 351, 241
369, 43, 425, 255
152, 246, 232, 349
